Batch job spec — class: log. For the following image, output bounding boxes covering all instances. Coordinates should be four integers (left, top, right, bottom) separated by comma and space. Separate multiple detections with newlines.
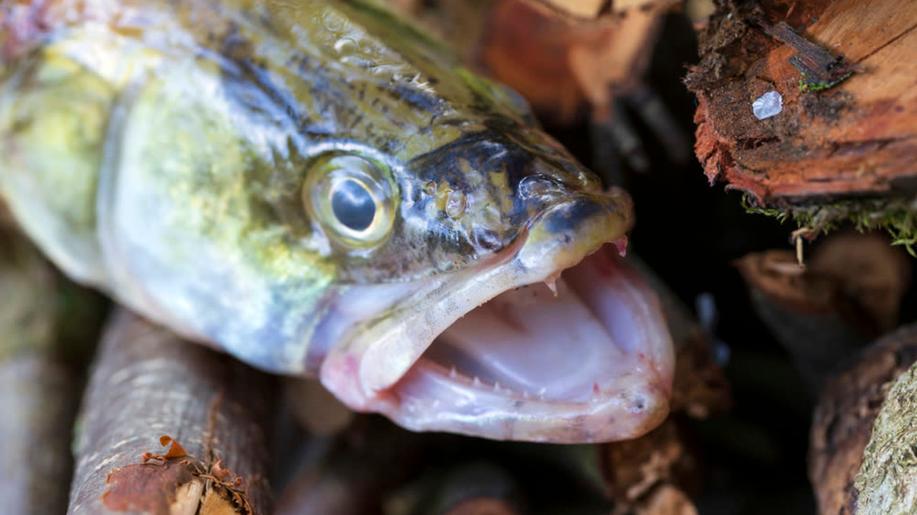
736, 233, 911, 389
474, 0, 690, 175
808, 324, 917, 515
0, 231, 99, 514
68, 310, 276, 515
685, 0, 917, 248
478, 0, 677, 123
853, 358, 917, 514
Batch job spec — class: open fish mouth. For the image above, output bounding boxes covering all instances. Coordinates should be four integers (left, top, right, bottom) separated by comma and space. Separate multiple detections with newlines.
319, 188, 675, 443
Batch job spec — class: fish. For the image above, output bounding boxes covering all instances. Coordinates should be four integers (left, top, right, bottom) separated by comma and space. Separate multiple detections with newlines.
0, 0, 674, 442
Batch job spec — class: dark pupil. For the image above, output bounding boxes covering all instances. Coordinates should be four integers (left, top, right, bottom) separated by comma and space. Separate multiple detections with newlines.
331, 179, 376, 232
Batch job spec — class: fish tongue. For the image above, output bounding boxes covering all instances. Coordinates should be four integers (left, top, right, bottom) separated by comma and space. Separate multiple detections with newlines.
425, 274, 627, 403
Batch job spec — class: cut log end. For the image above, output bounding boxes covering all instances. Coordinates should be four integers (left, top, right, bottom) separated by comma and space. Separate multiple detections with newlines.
685, 0, 917, 249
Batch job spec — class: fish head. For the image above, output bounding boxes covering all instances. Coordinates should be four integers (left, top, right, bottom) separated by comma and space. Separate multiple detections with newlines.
303, 99, 673, 444
240, 1, 677, 443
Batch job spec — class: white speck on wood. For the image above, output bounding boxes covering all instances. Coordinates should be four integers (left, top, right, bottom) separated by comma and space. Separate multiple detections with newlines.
752, 90, 783, 120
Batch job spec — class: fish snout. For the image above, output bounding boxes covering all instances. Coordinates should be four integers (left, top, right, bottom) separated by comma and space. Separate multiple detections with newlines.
516, 188, 633, 275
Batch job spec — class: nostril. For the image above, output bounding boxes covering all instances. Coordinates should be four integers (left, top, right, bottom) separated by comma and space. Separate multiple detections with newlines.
517, 174, 566, 201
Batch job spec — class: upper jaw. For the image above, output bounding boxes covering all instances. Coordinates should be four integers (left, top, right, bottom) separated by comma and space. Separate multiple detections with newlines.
319, 188, 675, 443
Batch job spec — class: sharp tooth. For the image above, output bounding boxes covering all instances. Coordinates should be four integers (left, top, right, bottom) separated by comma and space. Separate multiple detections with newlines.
544, 277, 558, 296
538, 387, 547, 400
473, 376, 482, 388
493, 381, 501, 392
450, 366, 457, 379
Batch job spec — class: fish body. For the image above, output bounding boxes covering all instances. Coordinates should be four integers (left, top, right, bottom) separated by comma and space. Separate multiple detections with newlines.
0, 0, 674, 442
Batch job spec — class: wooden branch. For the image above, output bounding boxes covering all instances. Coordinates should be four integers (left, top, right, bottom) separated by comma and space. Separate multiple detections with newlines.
809, 324, 917, 515
599, 420, 700, 510
68, 310, 277, 515
686, 0, 917, 203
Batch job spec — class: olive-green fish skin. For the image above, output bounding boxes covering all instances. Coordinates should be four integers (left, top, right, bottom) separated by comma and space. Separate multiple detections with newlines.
0, 0, 630, 376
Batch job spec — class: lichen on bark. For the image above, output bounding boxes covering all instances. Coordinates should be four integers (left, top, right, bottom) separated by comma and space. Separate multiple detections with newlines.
853, 361, 917, 514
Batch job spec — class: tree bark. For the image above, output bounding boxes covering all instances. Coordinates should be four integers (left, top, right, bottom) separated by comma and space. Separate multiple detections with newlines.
853, 358, 917, 515
685, 0, 917, 207
68, 310, 277, 515
686, 0, 917, 250
809, 324, 917, 515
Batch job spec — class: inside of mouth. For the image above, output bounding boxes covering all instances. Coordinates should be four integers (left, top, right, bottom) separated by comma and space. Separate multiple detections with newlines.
396, 246, 650, 404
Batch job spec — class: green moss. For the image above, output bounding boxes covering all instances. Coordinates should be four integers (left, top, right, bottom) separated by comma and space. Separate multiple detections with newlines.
797, 72, 853, 93
742, 194, 917, 257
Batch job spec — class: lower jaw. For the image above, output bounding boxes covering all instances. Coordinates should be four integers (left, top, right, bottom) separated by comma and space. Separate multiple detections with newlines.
368, 246, 676, 443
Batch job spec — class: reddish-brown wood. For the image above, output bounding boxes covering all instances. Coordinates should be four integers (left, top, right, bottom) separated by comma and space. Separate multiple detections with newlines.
686, 0, 917, 204
479, 0, 676, 122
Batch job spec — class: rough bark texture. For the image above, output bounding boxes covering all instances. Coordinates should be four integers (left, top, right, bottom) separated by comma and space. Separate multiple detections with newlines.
853, 360, 917, 514
687, 0, 917, 201
0, 229, 102, 514
808, 324, 917, 515
68, 310, 276, 515
685, 0, 917, 220
600, 420, 702, 513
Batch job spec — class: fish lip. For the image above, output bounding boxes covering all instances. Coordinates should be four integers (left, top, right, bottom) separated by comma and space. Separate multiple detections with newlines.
383, 251, 674, 443
318, 188, 652, 435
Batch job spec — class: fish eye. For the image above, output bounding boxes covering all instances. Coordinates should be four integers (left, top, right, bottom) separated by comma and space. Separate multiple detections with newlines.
302, 153, 396, 248
330, 178, 376, 232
